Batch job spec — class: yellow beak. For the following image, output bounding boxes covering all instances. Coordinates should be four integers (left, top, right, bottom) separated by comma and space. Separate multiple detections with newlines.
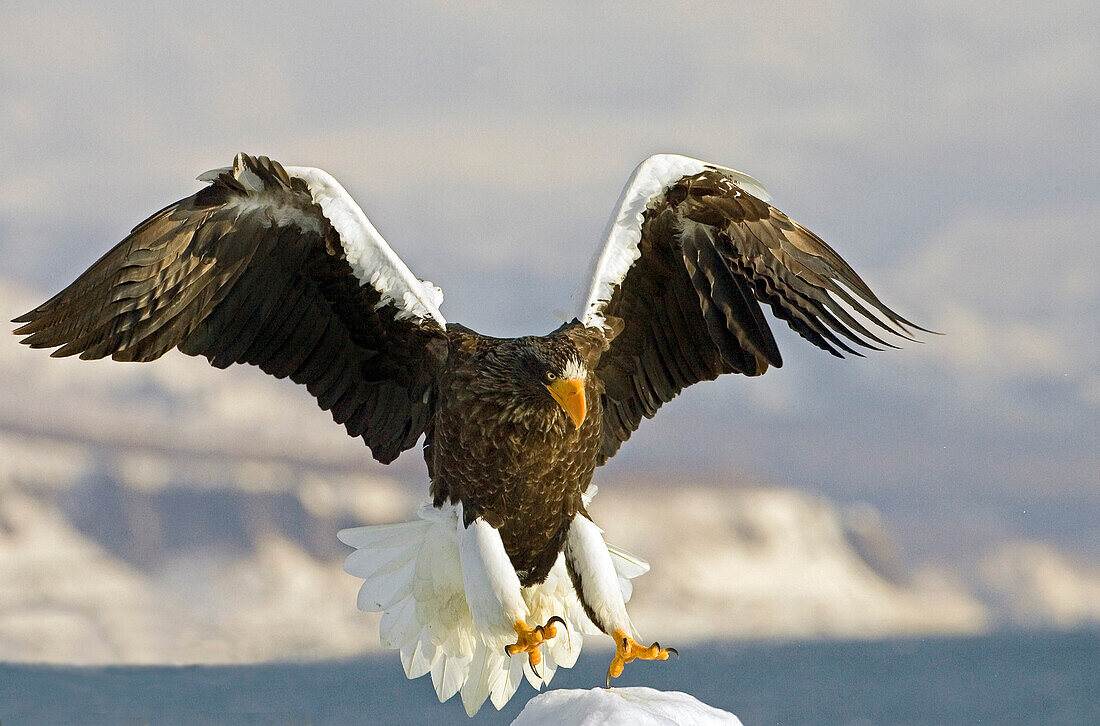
546, 377, 586, 429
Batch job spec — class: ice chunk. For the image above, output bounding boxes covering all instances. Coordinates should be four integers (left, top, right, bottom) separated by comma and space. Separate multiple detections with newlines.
511, 687, 742, 725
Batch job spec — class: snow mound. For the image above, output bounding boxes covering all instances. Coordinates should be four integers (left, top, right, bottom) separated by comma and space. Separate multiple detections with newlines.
511, 687, 742, 725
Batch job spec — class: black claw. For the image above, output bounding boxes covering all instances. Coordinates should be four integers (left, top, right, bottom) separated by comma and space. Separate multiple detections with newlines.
667, 647, 679, 658
546, 615, 567, 632
530, 658, 541, 680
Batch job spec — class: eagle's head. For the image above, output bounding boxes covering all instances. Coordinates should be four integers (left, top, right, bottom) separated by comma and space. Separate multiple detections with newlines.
483, 337, 588, 430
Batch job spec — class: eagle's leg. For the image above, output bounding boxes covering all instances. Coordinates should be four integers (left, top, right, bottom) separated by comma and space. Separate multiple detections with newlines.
564, 514, 677, 686
455, 507, 562, 673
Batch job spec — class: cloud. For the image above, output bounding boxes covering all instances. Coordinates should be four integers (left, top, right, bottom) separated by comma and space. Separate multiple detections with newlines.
885, 205, 1100, 394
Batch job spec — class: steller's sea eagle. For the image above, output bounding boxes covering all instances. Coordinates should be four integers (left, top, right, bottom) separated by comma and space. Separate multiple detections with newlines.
13, 153, 922, 714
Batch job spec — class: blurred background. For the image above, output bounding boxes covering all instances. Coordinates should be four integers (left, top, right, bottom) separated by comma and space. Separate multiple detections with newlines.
1, 0, 1096, 688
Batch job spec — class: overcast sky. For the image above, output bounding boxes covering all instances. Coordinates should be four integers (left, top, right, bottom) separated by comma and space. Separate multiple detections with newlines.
2, 1, 1097, 561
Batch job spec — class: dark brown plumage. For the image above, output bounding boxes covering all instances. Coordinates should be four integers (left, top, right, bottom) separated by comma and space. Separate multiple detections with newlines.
14, 156, 441, 465
12, 153, 921, 589
427, 328, 607, 584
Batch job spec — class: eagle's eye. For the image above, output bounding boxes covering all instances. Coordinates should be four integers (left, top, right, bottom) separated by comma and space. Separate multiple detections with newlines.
545, 371, 557, 382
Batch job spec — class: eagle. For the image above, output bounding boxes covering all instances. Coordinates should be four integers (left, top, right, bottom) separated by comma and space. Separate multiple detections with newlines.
13, 152, 921, 714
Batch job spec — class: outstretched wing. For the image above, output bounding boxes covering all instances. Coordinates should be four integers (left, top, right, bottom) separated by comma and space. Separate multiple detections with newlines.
13, 153, 448, 464
579, 154, 923, 462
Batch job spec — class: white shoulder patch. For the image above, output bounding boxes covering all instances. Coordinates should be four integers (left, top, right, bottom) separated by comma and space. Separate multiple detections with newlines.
577, 154, 771, 330
284, 166, 447, 327
197, 157, 447, 327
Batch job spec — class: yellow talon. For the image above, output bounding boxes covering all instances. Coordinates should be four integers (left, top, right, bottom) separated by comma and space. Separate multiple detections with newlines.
606, 628, 678, 686
505, 616, 565, 674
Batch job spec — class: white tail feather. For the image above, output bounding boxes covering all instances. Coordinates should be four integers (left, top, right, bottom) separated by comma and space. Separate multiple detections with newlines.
339, 501, 647, 715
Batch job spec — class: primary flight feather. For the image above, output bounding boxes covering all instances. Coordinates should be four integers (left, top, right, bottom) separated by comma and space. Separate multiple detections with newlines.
13, 152, 921, 714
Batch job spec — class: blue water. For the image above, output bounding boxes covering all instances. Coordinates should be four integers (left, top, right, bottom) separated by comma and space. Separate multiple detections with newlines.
2, 630, 1097, 725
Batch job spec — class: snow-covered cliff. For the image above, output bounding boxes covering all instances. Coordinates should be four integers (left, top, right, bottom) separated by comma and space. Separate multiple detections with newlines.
0, 455, 991, 664
0, 277, 1093, 664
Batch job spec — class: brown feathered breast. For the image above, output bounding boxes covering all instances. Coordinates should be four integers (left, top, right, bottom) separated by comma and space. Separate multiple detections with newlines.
427, 327, 606, 585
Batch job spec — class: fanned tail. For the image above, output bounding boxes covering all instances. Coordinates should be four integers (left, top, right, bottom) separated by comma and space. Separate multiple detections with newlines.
338, 500, 647, 716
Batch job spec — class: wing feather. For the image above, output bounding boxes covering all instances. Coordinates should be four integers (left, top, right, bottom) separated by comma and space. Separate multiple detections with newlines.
580, 154, 925, 462
13, 153, 447, 464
